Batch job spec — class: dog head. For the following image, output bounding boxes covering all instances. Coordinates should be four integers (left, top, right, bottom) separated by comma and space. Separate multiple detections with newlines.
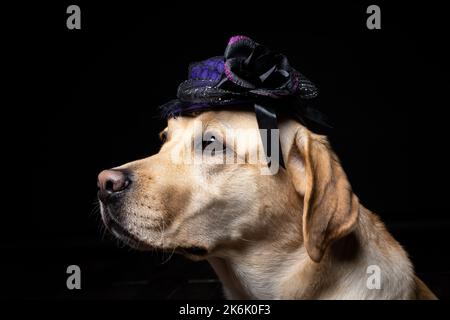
98, 109, 359, 262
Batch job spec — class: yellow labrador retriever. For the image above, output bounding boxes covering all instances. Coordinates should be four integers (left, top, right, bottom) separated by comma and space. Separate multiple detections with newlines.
97, 109, 436, 300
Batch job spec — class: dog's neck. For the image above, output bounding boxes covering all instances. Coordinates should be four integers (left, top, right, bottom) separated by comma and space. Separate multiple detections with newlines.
207, 200, 315, 299
208, 235, 327, 299
208, 205, 415, 299
208, 245, 313, 299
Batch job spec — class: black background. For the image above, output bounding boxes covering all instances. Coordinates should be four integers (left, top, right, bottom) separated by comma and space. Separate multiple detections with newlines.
4, 1, 449, 300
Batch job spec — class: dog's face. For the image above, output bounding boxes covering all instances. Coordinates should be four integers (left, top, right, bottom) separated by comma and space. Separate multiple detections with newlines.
98, 109, 359, 262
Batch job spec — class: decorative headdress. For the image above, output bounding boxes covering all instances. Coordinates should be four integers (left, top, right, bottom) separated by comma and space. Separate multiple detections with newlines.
160, 35, 330, 169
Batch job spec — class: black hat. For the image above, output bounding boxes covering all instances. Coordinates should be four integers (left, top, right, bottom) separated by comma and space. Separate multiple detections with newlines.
160, 35, 330, 169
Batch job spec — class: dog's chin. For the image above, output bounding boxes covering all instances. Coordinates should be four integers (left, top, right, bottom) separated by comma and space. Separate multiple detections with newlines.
100, 204, 209, 259
100, 205, 150, 250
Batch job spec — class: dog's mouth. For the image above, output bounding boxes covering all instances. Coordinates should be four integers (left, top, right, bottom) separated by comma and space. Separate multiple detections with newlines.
100, 205, 209, 257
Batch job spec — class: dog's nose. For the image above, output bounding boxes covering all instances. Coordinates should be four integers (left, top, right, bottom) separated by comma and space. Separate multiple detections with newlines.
97, 169, 131, 201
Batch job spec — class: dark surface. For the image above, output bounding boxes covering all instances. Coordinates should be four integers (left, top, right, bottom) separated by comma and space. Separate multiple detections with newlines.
5, 1, 449, 300
3, 220, 450, 299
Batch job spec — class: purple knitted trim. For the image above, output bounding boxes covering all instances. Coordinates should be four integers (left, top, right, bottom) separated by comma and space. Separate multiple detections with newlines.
223, 62, 234, 82
228, 35, 250, 45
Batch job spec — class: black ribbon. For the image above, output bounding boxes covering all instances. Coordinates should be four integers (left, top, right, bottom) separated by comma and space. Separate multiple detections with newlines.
254, 103, 286, 169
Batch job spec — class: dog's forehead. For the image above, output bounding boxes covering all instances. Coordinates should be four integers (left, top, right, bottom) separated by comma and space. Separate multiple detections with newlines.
167, 110, 259, 131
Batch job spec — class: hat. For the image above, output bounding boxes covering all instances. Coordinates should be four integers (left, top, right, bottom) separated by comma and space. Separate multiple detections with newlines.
160, 35, 330, 169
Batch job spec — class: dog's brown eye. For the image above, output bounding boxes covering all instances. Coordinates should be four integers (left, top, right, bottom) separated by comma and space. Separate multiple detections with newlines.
202, 135, 226, 156
202, 136, 216, 150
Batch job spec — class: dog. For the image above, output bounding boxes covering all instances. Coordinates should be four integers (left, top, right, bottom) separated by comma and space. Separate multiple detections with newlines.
97, 109, 437, 299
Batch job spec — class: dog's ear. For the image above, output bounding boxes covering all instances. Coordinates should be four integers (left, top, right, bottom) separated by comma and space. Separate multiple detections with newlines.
288, 128, 359, 262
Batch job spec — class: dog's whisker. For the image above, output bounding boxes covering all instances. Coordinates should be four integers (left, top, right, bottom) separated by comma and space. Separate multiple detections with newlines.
159, 219, 167, 262
161, 247, 176, 265
91, 205, 100, 216
237, 237, 257, 243
98, 225, 106, 239
162, 219, 167, 248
